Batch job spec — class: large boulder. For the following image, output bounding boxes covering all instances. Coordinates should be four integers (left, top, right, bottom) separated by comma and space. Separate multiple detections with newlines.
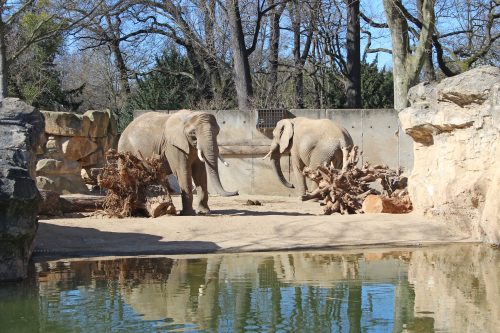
36, 158, 81, 175
59, 136, 98, 160
42, 111, 90, 137
399, 66, 500, 244
36, 174, 89, 194
84, 110, 110, 138
0, 98, 44, 281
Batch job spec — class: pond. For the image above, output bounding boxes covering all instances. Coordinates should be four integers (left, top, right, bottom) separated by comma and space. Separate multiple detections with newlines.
0, 244, 498, 333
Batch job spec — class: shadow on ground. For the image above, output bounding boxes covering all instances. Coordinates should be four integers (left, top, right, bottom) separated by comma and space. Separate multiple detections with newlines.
208, 209, 315, 216
34, 223, 220, 261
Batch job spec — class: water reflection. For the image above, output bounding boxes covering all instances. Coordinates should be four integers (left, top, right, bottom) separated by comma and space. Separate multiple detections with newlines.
0, 244, 498, 333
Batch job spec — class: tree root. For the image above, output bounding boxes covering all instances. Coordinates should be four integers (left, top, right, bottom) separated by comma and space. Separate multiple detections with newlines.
98, 150, 176, 217
302, 146, 412, 215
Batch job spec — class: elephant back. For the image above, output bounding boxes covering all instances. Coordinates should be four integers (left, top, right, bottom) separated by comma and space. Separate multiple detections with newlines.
118, 112, 171, 158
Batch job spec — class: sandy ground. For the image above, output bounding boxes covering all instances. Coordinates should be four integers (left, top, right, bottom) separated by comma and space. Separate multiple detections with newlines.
34, 194, 478, 259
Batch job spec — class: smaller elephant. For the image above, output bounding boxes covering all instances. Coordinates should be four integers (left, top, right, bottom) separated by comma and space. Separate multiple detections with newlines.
118, 110, 238, 215
263, 117, 353, 200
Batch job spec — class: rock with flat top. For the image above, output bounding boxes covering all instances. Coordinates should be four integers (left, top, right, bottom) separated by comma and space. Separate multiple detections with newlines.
42, 111, 90, 137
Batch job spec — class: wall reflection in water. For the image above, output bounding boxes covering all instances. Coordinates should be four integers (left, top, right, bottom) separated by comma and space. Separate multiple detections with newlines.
0, 244, 498, 333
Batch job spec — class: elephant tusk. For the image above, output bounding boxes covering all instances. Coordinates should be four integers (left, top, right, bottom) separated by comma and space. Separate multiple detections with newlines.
197, 149, 205, 163
262, 151, 272, 160
219, 155, 229, 167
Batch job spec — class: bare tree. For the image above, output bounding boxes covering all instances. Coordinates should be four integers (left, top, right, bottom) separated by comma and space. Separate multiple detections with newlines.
267, 0, 286, 99
345, 0, 361, 108
289, 0, 317, 109
227, 0, 253, 111
224, 0, 283, 111
433, 0, 499, 76
383, 0, 435, 109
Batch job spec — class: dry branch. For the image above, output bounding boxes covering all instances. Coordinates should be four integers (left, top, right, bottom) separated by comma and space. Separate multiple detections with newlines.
98, 150, 176, 218
302, 146, 412, 215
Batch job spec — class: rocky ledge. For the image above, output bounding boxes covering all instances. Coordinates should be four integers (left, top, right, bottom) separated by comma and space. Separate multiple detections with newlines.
399, 66, 500, 244
36, 109, 118, 194
0, 98, 44, 281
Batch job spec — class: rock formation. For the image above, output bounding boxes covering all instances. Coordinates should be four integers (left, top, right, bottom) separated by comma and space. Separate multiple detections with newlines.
399, 66, 500, 243
0, 98, 44, 281
36, 109, 118, 194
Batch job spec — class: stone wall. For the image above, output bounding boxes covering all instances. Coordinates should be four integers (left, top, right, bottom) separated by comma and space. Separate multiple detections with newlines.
0, 98, 44, 281
399, 66, 500, 244
36, 110, 118, 194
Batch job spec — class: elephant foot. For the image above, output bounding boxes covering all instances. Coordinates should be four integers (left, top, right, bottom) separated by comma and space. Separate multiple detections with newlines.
197, 205, 211, 215
180, 209, 196, 216
300, 194, 319, 202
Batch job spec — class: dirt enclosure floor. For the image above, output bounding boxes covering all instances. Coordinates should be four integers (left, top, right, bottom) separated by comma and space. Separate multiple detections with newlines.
35, 194, 479, 259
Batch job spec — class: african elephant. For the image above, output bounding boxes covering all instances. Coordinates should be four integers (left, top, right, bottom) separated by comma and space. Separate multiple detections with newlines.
263, 117, 353, 200
118, 110, 238, 215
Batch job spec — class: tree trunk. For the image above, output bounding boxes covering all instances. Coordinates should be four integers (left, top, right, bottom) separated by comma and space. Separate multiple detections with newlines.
227, 0, 253, 111
417, 0, 435, 81
201, 0, 223, 101
0, 20, 7, 101
185, 43, 213, 100
383, 0, 435, 110
110, 39, 131, 100
345, 0, 361, 108
267, 0, 283, 100
291, 0, 304, 109
383, 0, 410, 110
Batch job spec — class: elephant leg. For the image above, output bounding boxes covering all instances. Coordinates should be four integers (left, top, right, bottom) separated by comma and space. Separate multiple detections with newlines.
170, 149, 195, 216
192, 160, 210, 214
292, 156, 307, 198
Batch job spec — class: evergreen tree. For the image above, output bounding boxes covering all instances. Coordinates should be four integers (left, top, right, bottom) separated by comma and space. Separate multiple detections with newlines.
361, 58, 394, 108
119, 50, 198, 131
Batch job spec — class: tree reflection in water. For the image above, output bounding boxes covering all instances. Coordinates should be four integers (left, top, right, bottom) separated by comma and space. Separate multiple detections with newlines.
0, 244, 498, 333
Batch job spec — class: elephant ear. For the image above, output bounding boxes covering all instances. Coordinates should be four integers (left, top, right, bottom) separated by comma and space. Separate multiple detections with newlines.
164, 112, 191, 154
279, 120, 294, 154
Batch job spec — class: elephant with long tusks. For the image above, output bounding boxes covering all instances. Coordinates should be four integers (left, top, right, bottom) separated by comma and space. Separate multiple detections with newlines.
263, 117, 353, 200
118, 110, 238, 215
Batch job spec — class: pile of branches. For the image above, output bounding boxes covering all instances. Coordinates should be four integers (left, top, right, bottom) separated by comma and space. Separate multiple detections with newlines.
98, 150, 176, 218
302, 146, 411, 215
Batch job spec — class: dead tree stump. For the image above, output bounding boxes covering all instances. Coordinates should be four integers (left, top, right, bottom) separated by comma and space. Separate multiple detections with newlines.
303, 146, 412, 215
98, 150, 176, 218
141, 185, 176, 217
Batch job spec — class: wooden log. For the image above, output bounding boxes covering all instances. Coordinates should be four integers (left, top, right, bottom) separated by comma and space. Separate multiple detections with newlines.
140, 185, 176, 217
362, 194, 412, 214
60, 194, 106, 213
219, 145, 271, 155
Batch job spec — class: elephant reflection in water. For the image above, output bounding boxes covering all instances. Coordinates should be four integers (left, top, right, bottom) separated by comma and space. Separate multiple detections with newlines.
35, 246, 496, 332
120, 253, 374, 330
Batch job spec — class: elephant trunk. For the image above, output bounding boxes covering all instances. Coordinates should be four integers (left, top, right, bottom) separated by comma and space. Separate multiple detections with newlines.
198, 130, 238, 197
268, 144, 294, 189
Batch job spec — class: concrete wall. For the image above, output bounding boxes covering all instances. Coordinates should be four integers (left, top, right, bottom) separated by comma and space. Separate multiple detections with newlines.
134, 109, 413, 196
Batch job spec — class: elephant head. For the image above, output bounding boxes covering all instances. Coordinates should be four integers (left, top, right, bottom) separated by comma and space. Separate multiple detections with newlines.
166, 111, 238, 197
263, 119, 295, 188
